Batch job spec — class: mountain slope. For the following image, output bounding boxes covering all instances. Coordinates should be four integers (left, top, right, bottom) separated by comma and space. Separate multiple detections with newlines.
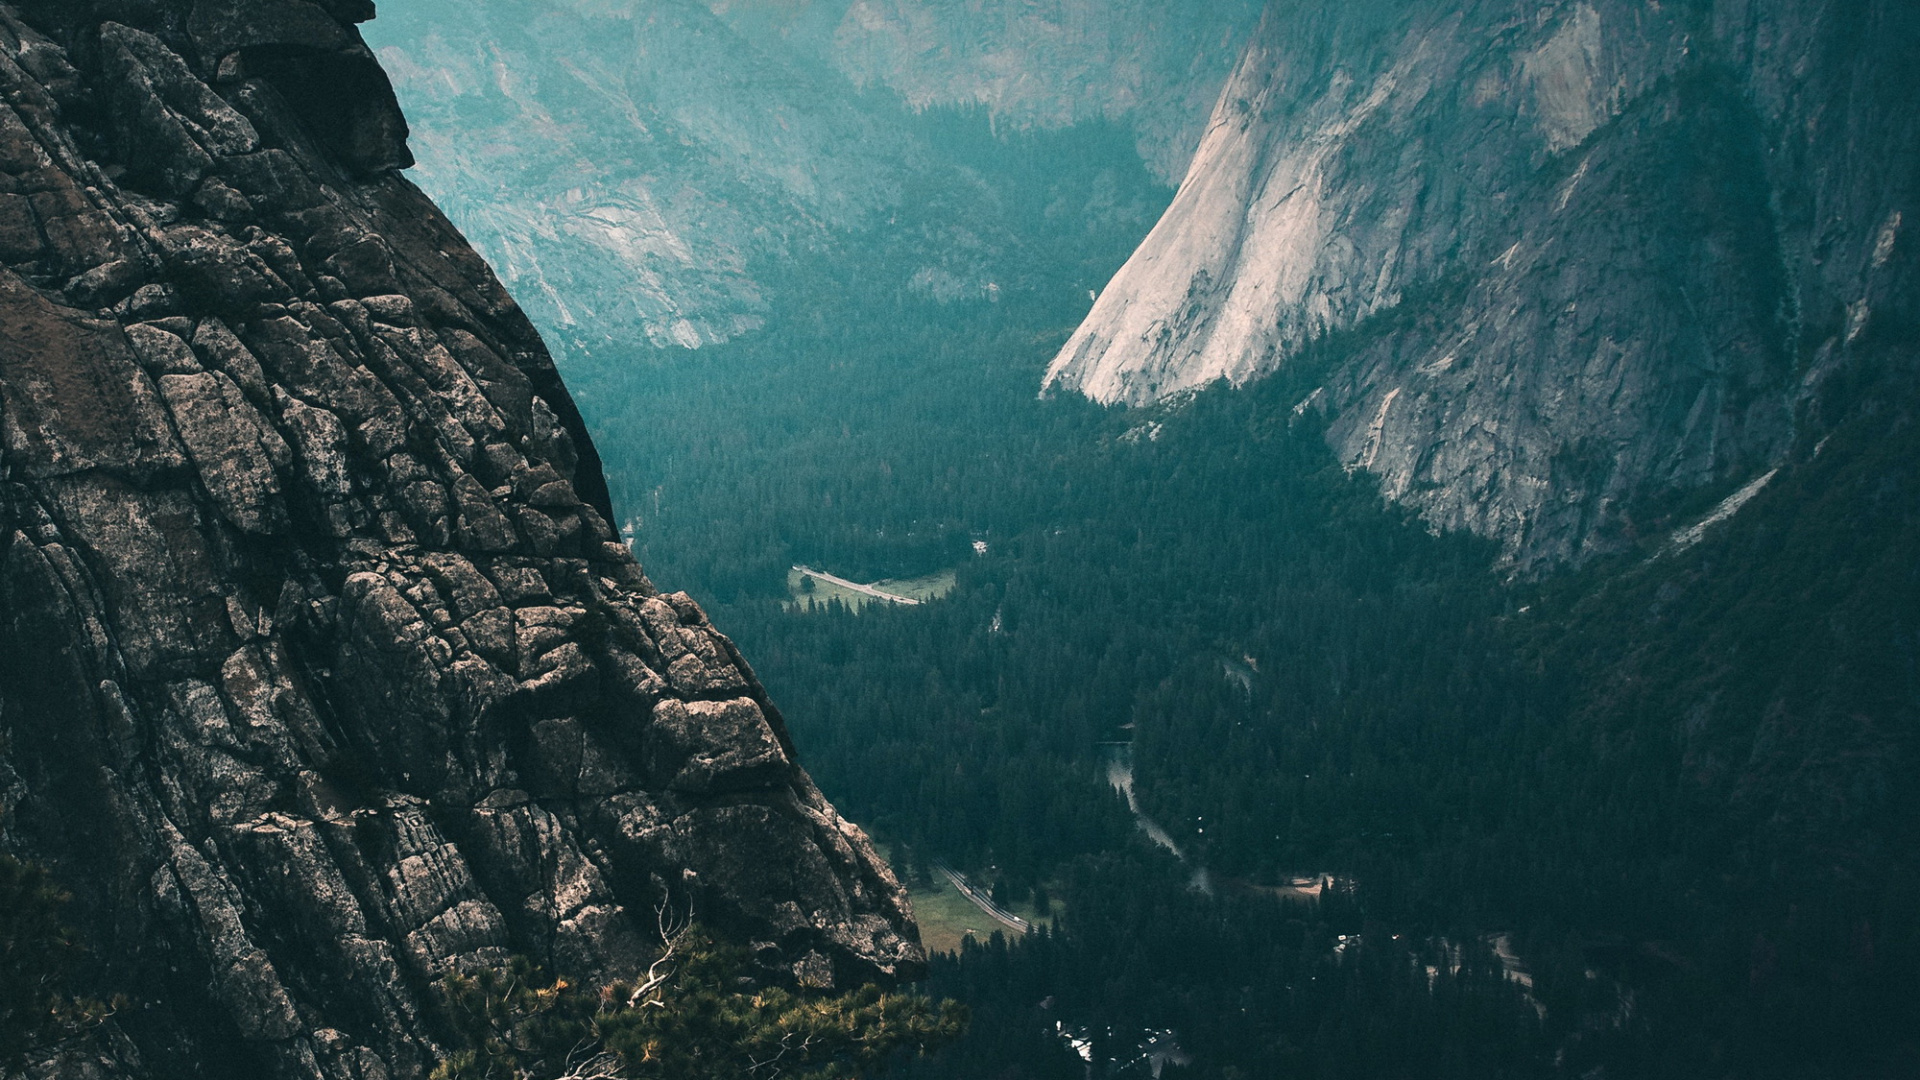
365, 0, 914, 356
0, 2, 917, 1077
1048, 0, 1918, 570
363, 0, 1261, 359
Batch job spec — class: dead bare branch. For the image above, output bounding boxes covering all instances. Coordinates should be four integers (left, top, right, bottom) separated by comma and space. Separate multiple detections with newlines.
627, 892, 693, 1008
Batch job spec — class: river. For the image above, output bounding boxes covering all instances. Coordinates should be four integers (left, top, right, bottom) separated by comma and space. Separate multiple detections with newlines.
1102, 744, 1214, 895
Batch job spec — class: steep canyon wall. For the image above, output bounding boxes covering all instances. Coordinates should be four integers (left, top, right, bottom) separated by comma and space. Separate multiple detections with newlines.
0, 2, 918, 1077
1050, 0, 1918, 569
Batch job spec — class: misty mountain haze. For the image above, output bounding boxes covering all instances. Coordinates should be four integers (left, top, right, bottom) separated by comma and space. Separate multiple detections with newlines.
364, 0, 1260, 357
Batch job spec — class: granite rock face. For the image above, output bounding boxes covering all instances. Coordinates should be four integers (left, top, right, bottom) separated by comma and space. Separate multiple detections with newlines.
1048, 0, 1919, 570
0, 2, 920, 1077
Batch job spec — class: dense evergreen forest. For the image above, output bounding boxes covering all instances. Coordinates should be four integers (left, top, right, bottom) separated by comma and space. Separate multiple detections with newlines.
563, 106, 1919, 1079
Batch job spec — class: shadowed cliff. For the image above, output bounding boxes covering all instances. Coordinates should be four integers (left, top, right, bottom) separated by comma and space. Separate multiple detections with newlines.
0, 2, 920, 1076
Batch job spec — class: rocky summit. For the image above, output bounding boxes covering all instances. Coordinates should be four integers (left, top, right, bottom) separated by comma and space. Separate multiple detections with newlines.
0, 2, 920, 1077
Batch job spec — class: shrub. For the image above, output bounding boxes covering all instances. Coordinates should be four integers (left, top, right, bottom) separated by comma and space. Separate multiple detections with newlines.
433, 927, 965, 1080
0, 854, 109, 1067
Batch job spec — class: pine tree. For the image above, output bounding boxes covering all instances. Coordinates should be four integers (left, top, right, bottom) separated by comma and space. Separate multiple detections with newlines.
0, 854, 112, 1067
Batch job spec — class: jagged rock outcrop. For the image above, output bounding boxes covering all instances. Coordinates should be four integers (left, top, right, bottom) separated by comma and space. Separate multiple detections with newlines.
0, 3, 920, 1077
1048, 0, 1918, 570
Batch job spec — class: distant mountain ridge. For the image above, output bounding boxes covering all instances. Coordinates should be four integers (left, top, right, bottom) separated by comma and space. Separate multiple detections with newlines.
797, 0, 1264, 184
363, 0, 1262, 358
1049, 0, 1917, 570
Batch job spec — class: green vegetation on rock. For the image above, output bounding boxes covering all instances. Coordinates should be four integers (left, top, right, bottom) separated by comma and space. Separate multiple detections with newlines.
433, 932, 965, 1080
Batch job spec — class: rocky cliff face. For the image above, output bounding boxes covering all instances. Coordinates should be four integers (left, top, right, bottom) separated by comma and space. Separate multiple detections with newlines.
363, 0, 1257, 358
1048, 0, 1918, 570
0, 2, 919, 1077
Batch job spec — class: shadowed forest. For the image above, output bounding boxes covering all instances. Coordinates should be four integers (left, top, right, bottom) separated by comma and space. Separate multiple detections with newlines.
569, 106, 1919, 1080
